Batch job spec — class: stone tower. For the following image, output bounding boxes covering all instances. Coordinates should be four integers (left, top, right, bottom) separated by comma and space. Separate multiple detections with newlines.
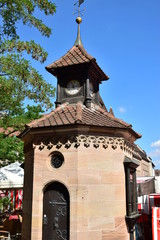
20, 16, 141, 240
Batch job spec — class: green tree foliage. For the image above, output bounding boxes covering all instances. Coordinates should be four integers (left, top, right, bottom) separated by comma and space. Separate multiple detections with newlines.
0, 104, 44, 130
0, 0, 56, 113
0, 1, 56, 166
0, 105, 44, 166
0, 134, 24, 165
0, 196, 13, 212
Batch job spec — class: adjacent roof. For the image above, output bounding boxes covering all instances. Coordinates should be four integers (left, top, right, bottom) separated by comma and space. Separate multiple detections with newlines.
45, 45, 109, 81
25, 102, 141, 138
134, 144, 149, 161
0, 127, 20, 137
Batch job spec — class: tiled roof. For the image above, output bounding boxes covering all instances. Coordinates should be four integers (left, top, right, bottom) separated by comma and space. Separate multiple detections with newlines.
26, 102, 141, 138
46, 45, 93, 69
45, 45, 109, 81
0, 127, 20, 137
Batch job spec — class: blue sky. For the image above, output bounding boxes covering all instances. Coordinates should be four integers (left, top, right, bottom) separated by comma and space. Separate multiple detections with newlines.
19, 0, 160, 168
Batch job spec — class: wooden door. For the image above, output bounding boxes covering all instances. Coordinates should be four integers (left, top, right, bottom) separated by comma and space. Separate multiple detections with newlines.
42, 182, 70, 240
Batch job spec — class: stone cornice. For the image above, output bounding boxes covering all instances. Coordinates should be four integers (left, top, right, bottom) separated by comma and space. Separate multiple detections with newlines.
32, 135, 134, 155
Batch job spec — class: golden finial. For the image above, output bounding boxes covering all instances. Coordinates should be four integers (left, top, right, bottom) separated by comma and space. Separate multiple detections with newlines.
76, 16, 82, 24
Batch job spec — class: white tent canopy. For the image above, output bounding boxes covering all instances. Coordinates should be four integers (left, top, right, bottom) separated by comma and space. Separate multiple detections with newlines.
0, 162, 24, 189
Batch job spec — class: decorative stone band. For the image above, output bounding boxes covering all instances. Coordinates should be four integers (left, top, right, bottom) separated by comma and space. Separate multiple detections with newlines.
32, 135, 134, 155
75, 135, 124, 149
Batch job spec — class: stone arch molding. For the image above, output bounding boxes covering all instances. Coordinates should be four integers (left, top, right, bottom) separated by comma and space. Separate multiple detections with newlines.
32, 135, 134, 155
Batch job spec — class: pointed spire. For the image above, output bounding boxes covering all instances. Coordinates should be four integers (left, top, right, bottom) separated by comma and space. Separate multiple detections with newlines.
74, 17, 83, 46
109, 106, 115, 116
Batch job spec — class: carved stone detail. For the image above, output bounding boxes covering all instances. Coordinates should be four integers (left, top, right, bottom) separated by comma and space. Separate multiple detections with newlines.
65, 140, 71, 149
75, 135, 124, 150
56, 141, 63, 149
33, 135, 134, 154
39, 142, 45, 150
47, 142, 53, 150
123, 140, 134, 155
33, 143, 36, 149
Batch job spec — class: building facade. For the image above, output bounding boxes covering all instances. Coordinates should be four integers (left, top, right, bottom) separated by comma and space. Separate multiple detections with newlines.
20, 17, 142, 240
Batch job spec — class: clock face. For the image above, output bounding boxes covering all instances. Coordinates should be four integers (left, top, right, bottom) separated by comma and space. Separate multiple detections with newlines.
66, 80, 81, 95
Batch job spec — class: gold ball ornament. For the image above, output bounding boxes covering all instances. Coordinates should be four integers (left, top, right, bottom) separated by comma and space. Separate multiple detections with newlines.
76, 17, 82, 24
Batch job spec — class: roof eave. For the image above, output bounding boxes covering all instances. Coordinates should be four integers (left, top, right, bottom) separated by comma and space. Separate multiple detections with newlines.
18, 126, 31, 139
45, 61, 91, 77
19, 122, 141, 143
90, 60, 109, 82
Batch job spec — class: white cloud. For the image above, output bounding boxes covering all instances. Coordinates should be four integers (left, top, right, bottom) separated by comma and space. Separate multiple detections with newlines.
150, 140, 160, 168
118, 106, 126, 113
151, 140, 160, 148
149, 149, 160, 158
153, 159, 160, 169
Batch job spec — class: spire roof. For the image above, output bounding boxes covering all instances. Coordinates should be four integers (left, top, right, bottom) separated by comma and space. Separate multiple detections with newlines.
46, 45, 93, 69
46, 45, 109, 82
20, 15, 141, 142
45, 16, 109, 82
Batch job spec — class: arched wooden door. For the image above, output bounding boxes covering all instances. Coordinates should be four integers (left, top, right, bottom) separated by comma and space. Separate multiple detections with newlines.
42, 182, 70, 240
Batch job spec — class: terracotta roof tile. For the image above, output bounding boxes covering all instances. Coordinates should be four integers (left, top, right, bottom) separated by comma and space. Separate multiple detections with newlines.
26, 102, 141, 138
45, 45, 109, 81
0, 127, 20, 137
46, 45, 93, 70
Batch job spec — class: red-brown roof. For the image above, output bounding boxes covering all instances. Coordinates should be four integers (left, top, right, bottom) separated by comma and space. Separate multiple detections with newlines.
0, 127, 20, 137
46, 45, 109, 81
46, 45, 93, 68
26, 102, 141, 138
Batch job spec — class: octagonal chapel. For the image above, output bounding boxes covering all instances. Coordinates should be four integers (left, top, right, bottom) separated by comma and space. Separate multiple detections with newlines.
20, 16, 141, 240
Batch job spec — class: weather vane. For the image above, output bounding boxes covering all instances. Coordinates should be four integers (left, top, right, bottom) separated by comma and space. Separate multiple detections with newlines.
73, 0, 85, 17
